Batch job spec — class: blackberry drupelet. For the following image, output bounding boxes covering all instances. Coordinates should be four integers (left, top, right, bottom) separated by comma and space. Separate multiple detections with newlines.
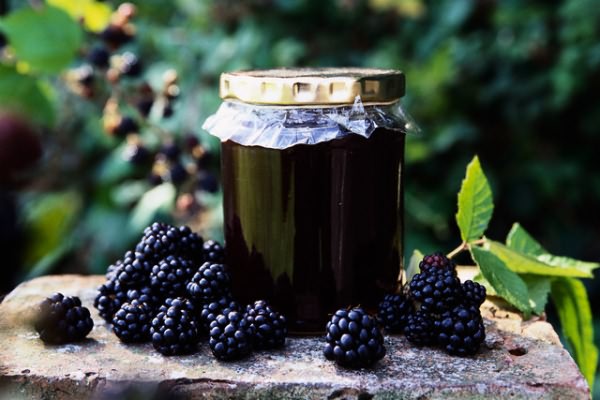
94, 279, 127, 322
114, 251, 151, 288
203, 240, 225, 263
323, 307, 386, 369
150, 255, 195, 297
157, 297, 198, 322
151, 306, 199, 356
244, 300, 287, 349
34, 293, 94, 344
418, 252, 456, 274
126, 287, 161, 310
377, 293, 413, 333
186, 262, 231, 303
199, 297, 240, 334
135, 222, 203, 264
462, 280, 486, 307
436, 305, 485, 356
208, 311, 254, 361
404, 311, 436, 346
112, 300, 152, 343
409, 268, 462, 314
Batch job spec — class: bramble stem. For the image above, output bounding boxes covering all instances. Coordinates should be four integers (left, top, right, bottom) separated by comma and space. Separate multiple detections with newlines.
447, 238, 487, 258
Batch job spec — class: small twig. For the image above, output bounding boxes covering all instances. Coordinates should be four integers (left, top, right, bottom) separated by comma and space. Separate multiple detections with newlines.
447, 242, 467, 259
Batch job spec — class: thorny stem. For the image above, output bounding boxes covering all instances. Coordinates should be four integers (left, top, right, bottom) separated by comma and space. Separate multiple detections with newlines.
447, 238, 487, 259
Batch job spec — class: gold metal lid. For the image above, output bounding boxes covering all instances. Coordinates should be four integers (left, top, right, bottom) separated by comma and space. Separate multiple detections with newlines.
219, 68, 405, 106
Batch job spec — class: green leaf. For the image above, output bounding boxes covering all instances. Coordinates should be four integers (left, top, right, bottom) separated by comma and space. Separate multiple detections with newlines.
471, 246, 531, 316
536, 254, 599, 275
128, 183, 176, 234
406, 249, 424, 283
0, 65, 55, 126
455, 156, 494, 242
489, 240, 593, 278
551, 278, 598, 390
0, 5, 82, 73
506, 223, 546, 256
21, 191, 82, 272
521, 275, 551, 315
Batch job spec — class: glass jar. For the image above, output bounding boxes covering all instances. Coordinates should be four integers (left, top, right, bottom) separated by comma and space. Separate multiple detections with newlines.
203, 68, 414, 333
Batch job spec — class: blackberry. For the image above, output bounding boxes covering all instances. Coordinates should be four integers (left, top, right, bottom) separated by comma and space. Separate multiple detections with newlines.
34, 293, 94, 344
323, 307, 385, 369
462, 280, 486, 307
157, 297, 197, 322
94, 279, 127, 322
120, 52, 142, 77
244, 300, 287, 349
436, 305, 485, 356
112, 300, 152, 343
100, 24, 132, 48
160, 143, 181, 161
404, 311, 436, 346
199, 297, 240, 334
123, 144, 151, 165
135, 222, 203, 264
186, 262, 231, 303
87, 46, 110, 68
136, 98, 154, 117
408, 268, 462, 314
126, 287, 161, 310
168, 163, 187, 184
114, 116, 139, 137
209, 311, 254, 361
202, 240, 225, 263
114, 251, 151, 288
419, 252, 455, 274
197, 171, 219, 193
150, 255, 195, 297
151, 306, 199, 356
377, 293, 413, 333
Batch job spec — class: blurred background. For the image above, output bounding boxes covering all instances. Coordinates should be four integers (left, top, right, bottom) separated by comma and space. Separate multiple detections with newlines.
1, 0, 599, 394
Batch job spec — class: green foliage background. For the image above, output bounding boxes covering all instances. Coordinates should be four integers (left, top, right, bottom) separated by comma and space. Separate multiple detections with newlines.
1, 0, 600, 394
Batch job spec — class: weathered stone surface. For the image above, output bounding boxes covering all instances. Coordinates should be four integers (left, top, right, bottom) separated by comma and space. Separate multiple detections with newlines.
0, 274, 590, 399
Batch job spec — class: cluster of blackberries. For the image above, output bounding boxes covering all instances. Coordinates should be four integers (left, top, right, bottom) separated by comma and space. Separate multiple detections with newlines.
94, 222, 287, 360
378, 252, 486, 356
34, 293, 94, 344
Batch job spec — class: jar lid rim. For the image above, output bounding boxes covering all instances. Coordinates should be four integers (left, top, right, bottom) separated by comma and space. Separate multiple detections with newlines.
220, 68, 405, 106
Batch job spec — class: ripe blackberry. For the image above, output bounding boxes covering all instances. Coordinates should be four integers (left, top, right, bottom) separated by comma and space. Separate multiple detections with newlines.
114, 116, 139, 137
209, 311, 254, 361
168, 163, 187, 184
244, 300, 287, 349
87, 46, 110, 68
34, 293, 94, 344
202, 240, 224, 263
419, 252, 456, 274
159, 143, 181, 161
462, 280, 486, 307
120, 52, 142, 77
323, 308, 385, 369
150, 255, 195, 297
157, 297, 197, 322
123, 144, 151, 165
404, 311, 436, 346
151, 306, 199, 356
408, 268, 462, 314
100, 24, 132, 48
199, 297, 240, 334
113, 251, 151, 288
135, 222, 203, 264
94, 279, 127, 322
112, 300, 152, 343
377, 293, 413, 333
126, 287, 161, 310
436, 305, 485, 356
186, 262, 231, 303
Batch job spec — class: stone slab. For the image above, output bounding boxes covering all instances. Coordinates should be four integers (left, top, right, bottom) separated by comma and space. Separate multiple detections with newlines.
0, 274, 590, 399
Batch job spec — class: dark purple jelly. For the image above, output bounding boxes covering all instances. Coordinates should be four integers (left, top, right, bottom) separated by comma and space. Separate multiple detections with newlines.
221, 128, 405, 333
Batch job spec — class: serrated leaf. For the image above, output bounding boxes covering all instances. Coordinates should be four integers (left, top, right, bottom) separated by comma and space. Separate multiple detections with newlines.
0, 5, 82, 73
455, 156, 494, 242
521, 275, 551, 315
471, 246, 531, 316
489, 240, 593, 278
48, 0, 112, 33
506, 223, 546, 256
0, 65, 55, 126
536, 254, 599, 275
551, 278, 598, 390
406, 249, 424, 283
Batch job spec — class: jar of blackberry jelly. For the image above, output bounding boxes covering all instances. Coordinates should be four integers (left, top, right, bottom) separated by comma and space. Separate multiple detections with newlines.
203, 68, 415, 333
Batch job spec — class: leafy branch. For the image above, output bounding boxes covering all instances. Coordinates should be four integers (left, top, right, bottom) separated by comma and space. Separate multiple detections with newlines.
437, 155, 599, 389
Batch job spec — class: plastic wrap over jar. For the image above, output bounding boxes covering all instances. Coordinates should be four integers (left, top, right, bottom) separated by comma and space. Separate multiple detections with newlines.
202, 96, 419, 149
